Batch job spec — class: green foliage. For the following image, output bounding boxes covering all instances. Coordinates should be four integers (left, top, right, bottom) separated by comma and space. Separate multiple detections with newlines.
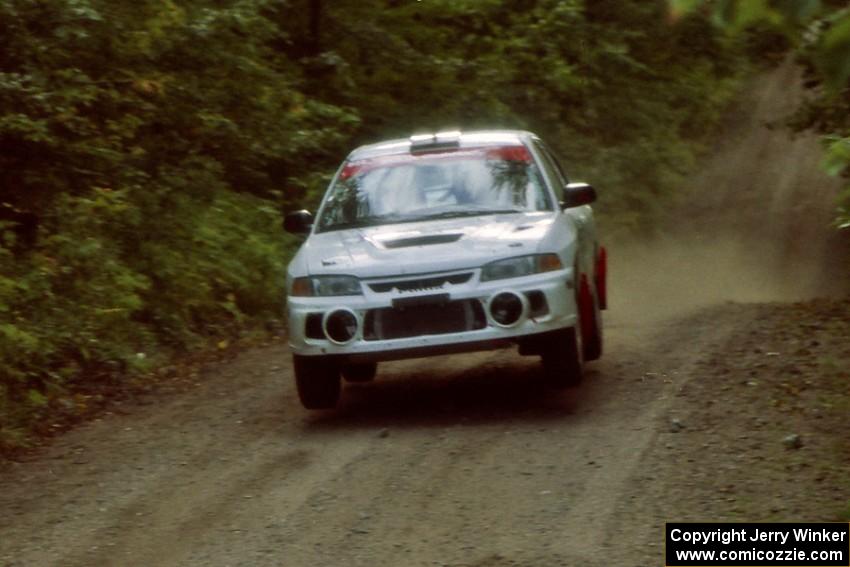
812, 7, 850, 91
824, 136, 850, 228
0, 0, 312, 447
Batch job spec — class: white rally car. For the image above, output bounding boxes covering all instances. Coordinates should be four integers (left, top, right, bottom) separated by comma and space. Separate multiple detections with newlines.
284, 130, 606, 409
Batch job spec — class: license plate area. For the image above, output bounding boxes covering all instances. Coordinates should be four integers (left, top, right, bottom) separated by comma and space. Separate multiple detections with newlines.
364, 299, 486, 340
391, 293, 450, 310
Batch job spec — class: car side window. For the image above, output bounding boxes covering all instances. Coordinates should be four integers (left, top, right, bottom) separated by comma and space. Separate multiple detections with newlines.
544, 145, 570, 186
533, 141, 570, 188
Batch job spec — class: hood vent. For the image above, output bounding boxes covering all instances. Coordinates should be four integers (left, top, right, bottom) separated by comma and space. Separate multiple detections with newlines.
381, 233, 463, 249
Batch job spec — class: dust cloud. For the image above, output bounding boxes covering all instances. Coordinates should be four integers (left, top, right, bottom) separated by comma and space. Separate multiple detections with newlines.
608, 59, 849, 325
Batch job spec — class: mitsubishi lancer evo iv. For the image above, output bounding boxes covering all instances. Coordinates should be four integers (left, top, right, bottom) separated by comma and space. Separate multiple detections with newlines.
283, 130, 607, 409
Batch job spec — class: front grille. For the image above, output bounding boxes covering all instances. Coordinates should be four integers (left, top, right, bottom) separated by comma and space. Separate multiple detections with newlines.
368, 272, 473, 294
363, 299, 486, 340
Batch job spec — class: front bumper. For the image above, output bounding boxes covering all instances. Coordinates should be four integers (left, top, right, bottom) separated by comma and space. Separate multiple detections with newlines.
287, 267, 578, 362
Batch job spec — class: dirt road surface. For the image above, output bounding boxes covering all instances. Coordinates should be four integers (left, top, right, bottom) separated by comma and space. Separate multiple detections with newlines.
0, 305, 757, 567
1, 62, 847, 567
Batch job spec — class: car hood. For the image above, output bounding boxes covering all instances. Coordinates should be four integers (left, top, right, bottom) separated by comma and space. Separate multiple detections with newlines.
300, 212, 558, 278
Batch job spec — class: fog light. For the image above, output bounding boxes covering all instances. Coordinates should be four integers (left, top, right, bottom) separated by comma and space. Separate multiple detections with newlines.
323, 309, 359, 344
488, 291, 526, 327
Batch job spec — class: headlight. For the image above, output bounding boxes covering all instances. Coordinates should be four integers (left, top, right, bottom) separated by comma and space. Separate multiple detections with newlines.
291, 275, 362, 297
480, 254, 563, 282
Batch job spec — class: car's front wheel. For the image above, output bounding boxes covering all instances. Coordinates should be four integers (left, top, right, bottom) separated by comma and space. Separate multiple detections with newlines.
293, 354, 341, 409
578, 273, 603, 362
540, 327, 582, 388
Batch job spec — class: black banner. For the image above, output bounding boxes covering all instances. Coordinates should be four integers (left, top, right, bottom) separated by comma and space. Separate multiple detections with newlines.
666, 523, 850, 566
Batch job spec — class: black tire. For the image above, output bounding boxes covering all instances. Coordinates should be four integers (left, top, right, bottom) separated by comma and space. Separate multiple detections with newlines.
341, 362, 377, 383
540, 327, 582, 388
583, 317, 603, 361
578, 271, 603, 362
293, 355, 341, 409
582, 291, 603, 362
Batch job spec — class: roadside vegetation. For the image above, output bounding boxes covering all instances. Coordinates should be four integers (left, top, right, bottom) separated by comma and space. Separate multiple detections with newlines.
0, 0, 839, 451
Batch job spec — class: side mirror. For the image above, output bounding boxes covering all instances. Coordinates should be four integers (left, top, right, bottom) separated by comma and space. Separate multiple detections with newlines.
561, 182, 597, 209
283, 209, 313, 235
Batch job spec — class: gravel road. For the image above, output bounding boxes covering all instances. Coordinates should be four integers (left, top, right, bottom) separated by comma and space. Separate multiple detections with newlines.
0, 300, 761, 567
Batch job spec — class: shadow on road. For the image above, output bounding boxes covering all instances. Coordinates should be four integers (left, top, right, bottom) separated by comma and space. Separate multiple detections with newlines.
300, 356, 603, 431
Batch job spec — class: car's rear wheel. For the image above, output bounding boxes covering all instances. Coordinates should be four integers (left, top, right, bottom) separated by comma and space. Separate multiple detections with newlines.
341, 362, 377, 383
293, 355, 341, 409
540, 327, 582, 388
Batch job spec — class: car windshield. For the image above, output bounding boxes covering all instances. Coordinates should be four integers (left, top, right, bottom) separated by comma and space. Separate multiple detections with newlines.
315, 145, 553, 232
